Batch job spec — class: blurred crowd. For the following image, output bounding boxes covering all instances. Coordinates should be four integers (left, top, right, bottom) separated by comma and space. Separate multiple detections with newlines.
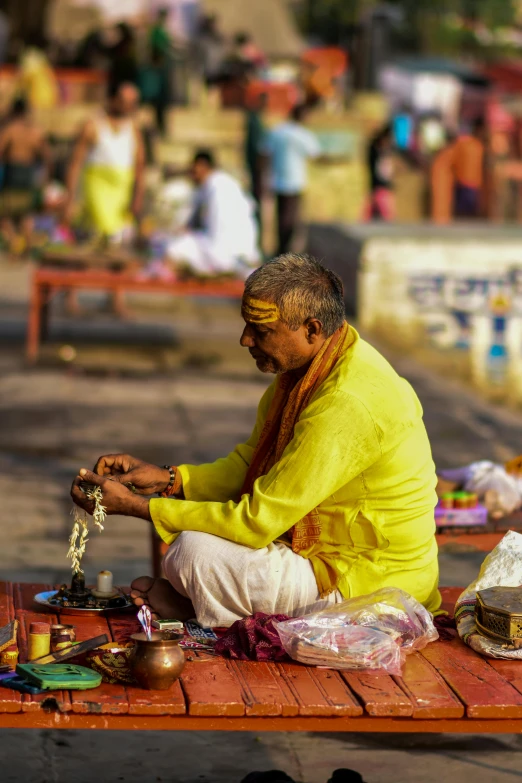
0, 6, 340, 275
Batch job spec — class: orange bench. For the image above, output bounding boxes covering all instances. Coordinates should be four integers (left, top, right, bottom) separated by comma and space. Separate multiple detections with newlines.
26, 267, 245, 363
2, 583, 522, 733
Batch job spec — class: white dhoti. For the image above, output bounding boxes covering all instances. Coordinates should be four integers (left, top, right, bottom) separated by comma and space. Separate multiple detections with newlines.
166, 231, 256, 277
163, 530, 342, 628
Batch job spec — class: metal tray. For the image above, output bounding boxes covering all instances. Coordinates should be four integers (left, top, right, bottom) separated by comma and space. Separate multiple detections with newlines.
34, 590, 133, 617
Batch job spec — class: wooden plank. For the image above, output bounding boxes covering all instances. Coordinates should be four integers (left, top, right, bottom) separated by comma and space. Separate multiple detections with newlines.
70, 683, 129, 715
126, 682, 186, 716
230, 660, 298, 717
13, 583, 51, 615
180, 659, 245, 717
421, 639, 522, 718
341, 671, 413, 717
394, 652, 464, 719
488, 660, 522, 699
439, 586, 462, 615
0, 582, 22, 714
277, 662, 363, 717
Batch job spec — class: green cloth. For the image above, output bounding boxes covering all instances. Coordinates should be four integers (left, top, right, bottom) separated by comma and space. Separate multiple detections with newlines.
149, 25, 171, 61
245, 109, 265, 170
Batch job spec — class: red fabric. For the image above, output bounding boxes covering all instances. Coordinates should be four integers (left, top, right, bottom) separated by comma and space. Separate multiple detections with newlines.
215, 613, 291, 661
434, 614, 457, 641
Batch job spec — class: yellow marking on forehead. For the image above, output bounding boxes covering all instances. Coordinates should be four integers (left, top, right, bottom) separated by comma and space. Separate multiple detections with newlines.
241, 296, 280, 324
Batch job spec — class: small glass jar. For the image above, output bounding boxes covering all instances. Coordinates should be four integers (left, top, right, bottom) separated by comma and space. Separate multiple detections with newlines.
50, 624, 76, 653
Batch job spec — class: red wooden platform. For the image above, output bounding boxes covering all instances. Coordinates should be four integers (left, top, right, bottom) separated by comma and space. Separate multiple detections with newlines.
2, 583, 522, 733
26, 267, 245, 363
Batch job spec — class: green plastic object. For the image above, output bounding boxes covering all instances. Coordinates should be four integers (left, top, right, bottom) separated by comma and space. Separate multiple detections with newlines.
16, 663, 102, 691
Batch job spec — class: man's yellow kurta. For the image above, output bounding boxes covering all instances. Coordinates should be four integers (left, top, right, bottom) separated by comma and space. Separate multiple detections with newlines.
150, 326, 441, 613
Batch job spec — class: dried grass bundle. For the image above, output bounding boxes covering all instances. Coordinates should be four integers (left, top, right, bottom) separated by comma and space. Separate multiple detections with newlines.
68, 484, 107, 574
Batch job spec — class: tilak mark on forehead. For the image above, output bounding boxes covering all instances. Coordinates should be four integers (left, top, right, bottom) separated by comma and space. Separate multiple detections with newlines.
242, 296, 280, 324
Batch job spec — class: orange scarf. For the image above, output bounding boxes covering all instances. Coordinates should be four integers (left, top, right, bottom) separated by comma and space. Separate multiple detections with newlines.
241, 321, 352, 499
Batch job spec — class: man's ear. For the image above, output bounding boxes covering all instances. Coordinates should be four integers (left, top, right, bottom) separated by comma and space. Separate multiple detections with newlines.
306, 318, 323, 342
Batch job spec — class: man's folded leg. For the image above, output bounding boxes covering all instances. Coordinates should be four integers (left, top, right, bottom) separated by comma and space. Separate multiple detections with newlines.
162, 530, 342, 628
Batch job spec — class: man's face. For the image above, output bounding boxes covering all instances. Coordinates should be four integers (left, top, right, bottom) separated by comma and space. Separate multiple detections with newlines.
191, 159, 211, 185
240, 318, 317, 374
113, 85, 139, 117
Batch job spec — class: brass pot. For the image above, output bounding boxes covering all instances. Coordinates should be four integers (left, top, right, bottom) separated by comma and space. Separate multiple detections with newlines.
130, 632, 185, 690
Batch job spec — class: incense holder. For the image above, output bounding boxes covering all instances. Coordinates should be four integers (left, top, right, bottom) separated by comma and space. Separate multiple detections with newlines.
130, 632, 185, 690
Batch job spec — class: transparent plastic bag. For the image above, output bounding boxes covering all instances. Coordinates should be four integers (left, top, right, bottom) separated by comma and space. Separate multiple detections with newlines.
275, 587, 438, 676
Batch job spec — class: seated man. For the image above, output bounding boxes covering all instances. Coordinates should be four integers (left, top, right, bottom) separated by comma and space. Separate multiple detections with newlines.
71, 254, 440, 628
165, 149, 260, 277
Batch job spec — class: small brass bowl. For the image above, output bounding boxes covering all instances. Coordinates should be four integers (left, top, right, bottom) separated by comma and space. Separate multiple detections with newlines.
130, 632, 185, 690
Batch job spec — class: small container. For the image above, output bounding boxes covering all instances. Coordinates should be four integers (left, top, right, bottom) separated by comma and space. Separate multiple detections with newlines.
453, 492, 468, 509
151, 618, 184, 632
28, 622, 51, 661
0, 644, 19, 667
50, 624, 76, 653
467, 493, 478, 509
440, 493, 454, 510
130, 632, 185, 690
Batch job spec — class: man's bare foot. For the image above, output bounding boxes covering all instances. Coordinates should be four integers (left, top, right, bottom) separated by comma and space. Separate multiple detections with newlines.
130, 575, 194, 622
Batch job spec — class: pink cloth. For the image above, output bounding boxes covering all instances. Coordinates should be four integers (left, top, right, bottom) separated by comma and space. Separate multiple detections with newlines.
363, 188, 395, 221
215, 612, 291, 661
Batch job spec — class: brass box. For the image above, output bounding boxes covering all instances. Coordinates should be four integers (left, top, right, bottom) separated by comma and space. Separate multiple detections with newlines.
475, 587, 522, 648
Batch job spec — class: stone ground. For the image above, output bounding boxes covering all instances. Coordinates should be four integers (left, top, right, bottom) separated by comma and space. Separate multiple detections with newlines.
1, 257, 522, 781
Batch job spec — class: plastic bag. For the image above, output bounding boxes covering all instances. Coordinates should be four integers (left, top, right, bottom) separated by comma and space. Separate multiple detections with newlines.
274, 588, 438, 676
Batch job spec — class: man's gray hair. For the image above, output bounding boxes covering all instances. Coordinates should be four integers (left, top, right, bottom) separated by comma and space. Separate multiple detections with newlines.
244, 254, 345, 336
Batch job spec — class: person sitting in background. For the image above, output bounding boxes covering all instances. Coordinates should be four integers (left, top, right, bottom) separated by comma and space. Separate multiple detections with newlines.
64, 82, 145, 241
71, 254, 441, 629
0, 96, 51, 253
165, 149, 259, 276
262, 104, 320, 255
365, 124, 395, 221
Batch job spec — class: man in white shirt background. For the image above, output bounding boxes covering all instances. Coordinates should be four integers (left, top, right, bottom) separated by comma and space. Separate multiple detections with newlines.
166, 149, 260, 276
263, 104, 321, 255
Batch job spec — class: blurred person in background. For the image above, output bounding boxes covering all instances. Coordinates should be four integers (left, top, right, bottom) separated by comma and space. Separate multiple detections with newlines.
231, 32, 266, 72
165, 148, 259, 276
106, 23, 139, 98
451, 117, 486, 218
0, 96, 51, 253
148, 8, 173, 136
430, 118, 486, 223
392, 104, 414, 154
195, 14, 226, 89
64, 82, 145, 240
244, 90, 267, 241
262, 104, 320, 255
365, 123, 395, 221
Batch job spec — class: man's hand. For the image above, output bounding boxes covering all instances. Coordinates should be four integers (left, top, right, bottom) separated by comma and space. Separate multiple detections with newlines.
71, 469, 152, 520
93, 453, 171, 495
